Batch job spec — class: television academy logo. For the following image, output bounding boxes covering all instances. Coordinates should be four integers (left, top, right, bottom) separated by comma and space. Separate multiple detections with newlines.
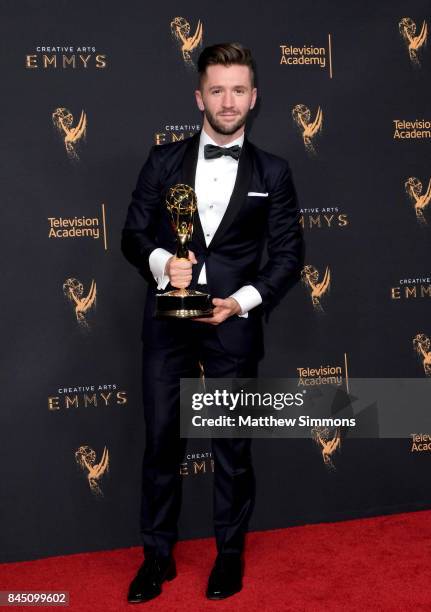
170, 17, 203, 66
301, 265, 331, 311
63, 278, 96, 328
47, 205, 108, 250
292, 104, 323, 155
393, 119, 431, 139
404, 177, 431, 224
410, 433, 431, 452
412, 333, 431, 377
279, 34, 333, 78
398, 18, 428, 66
75, 446, 109, 497
297, 363, 346, 388
52, 107, 87, 160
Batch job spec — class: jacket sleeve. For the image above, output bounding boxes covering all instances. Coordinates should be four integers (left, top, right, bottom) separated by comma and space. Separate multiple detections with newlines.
121, 146, 163, 283
249, 161, 304, 308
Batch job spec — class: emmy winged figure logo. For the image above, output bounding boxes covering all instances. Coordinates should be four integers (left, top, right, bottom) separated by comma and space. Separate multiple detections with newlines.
52, 107, 87, 160
301, 265, 331, 311
170, 16, 203, 65
75, 446, 109, 497
399, 18, 427, 66
311, 426, 341, 469
413, 333, 431, 377
63, 278, 97, 328
404, 177, 431, 224
292, 104, 323, 155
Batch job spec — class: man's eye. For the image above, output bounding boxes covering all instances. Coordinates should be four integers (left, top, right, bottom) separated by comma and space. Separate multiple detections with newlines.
235, 89, 245, 94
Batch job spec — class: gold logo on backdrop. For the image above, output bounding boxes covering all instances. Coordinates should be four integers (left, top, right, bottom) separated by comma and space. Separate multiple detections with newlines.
279, 35, 333, 79
393, 119, 431, 139
52, 107, 87, 160
180, 452, 214, 476
300, 207, 349, 230
413, 333, 431, 377
399, 18, 428, 66
47, 205, 108, 250
155, 123, 201, 145
280, 45, 326, 69
170, 17, 203, 65
411, 433, 431, 452
75, 446, 109, 497
297, 364, 344, 387
404, 177, 431, 224
301, 265, 331, 311
48, 385, 127, 412
391, 276, 431, 300
26, 46, 107, 70
292, 104, 323, 154
63, 278, 97, 328
311, 426, 341, 469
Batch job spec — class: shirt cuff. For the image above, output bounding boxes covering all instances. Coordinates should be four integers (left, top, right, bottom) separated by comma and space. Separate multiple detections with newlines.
229, 285, 263, 319
149, 248, 173, 290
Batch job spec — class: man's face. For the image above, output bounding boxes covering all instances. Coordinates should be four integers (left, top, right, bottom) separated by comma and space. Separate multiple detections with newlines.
195, 64, 257, 136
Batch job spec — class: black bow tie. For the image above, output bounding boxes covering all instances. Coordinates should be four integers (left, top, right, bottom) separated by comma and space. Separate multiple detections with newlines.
204, 143, 242, 161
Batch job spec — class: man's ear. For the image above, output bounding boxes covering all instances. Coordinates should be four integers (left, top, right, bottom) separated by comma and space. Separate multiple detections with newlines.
250, 88, 257, 110
195, 89, 205, 112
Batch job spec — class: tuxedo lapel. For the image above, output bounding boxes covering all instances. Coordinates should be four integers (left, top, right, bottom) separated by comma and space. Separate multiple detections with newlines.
180, 132, 206, 250
209, 137, 253, 250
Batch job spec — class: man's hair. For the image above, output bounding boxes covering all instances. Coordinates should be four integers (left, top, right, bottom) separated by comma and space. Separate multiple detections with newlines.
197, 43, 255, 88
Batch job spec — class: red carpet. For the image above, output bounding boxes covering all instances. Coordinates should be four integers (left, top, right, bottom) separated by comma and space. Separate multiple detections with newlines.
2, 510, 431, 611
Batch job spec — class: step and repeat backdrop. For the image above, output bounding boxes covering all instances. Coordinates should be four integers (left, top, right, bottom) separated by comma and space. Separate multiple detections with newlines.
1, 0, 430, 562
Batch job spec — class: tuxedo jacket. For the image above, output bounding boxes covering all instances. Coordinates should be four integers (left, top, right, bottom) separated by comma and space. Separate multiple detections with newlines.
121, 131, 303, 358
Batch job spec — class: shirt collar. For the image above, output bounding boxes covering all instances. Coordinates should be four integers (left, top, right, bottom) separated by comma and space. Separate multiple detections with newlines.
199, 128, 244, 158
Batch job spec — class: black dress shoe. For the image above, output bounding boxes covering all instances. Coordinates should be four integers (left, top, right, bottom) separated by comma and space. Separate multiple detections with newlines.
127, 555, 176, 603
206, 553, 243, 600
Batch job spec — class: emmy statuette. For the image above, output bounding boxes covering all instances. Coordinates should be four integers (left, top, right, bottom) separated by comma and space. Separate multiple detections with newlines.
155, 184, 213, 318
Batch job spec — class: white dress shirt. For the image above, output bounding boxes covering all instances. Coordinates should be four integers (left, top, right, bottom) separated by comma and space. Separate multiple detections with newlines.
148, 129, 263, 317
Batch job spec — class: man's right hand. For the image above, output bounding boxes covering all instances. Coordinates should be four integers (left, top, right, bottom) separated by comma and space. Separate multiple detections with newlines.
165, 250, 197, 289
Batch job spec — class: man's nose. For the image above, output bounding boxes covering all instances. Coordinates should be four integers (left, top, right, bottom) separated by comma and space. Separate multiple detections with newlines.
222, 91, 234, 107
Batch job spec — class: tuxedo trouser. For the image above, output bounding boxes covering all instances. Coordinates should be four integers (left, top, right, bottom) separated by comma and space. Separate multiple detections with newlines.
140, 316, 258, 558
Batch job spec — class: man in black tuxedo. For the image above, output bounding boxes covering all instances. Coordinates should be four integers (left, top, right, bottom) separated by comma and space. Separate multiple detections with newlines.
121, 42, 303, 603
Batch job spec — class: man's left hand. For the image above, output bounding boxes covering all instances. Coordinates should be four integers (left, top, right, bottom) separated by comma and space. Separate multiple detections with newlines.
194, 297, 242, 325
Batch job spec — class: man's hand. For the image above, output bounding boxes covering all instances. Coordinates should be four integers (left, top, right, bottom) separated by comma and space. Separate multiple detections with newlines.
165, 250, 197, 289
194, 297, 242, 325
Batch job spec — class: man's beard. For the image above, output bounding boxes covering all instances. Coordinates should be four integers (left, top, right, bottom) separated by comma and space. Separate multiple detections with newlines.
204, 107, 248, 136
